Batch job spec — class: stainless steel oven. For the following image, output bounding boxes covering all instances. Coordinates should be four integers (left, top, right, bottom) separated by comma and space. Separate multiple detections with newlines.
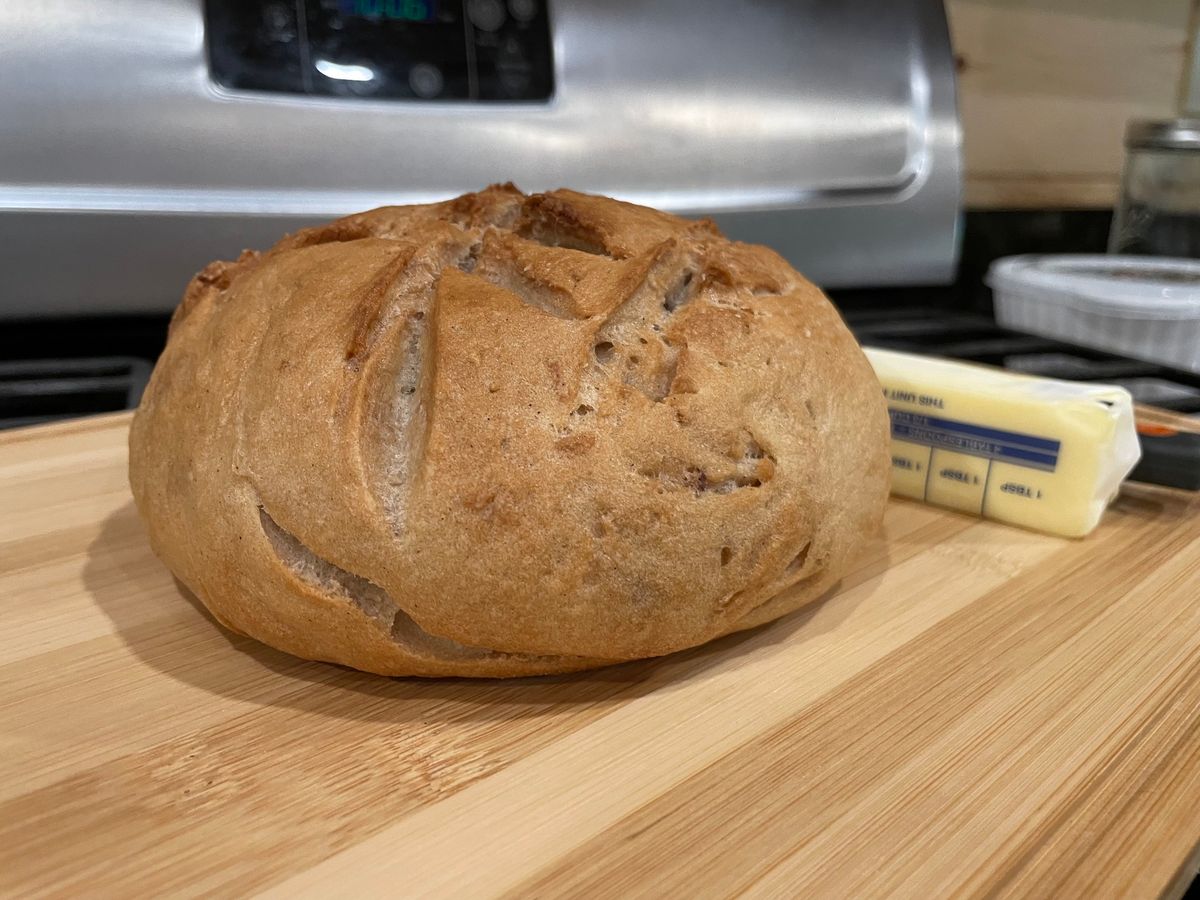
0, 0, 961, 316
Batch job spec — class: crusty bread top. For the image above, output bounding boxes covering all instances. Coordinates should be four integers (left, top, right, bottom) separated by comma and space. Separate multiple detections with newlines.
129, 185, 890, 677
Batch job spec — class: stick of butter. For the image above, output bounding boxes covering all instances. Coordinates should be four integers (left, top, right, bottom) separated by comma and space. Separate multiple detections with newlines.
864, 347, 1141, 538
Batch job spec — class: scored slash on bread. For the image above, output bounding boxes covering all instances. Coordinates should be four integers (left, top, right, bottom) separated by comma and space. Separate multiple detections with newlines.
129, 184, 890, 677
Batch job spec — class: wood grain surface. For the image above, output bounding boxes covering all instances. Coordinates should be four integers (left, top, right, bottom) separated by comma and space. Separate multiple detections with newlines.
947, 0, 1194, 209
2, 412, 1200, 899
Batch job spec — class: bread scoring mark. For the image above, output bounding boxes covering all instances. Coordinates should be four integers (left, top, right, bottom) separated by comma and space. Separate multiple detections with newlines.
786, 540, 812, 576
353, 241, 480, 537
699, 247, 790, 298
372, 308, 434, 534
281, 219, 375, 252
467, 263, 578, 321
258, 505, 592, 664
552, 241, 710, 446
517, 194, 615, 258
468, 230, 612, 320
585, 243, 700, 404
258, 505, 395, 628
523, 223, 611, 257
344, 249, 421, 367
461, 220, 708, 423
257, 505, 504, 660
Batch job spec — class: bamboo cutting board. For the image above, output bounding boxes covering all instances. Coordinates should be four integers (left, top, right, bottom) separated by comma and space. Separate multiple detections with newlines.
3, 412, 1200, 899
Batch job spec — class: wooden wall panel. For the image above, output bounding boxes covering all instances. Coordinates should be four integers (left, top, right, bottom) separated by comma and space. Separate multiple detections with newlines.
947, 0, 1195, 208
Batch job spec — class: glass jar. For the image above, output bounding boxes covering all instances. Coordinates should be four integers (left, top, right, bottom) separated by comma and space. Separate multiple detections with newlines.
1109, 118, 1200, 258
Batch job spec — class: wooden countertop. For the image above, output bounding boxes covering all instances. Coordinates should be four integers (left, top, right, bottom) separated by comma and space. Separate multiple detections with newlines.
3, 412, 1200, 898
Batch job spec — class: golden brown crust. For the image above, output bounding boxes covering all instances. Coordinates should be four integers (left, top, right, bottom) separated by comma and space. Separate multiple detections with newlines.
129, 186, 889, 677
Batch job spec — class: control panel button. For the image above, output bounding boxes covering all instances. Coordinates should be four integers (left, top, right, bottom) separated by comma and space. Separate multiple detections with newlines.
262, 1, 296, 42
507, 0, 537, 23
468, 0, 506, 32
408, 62, 444, 98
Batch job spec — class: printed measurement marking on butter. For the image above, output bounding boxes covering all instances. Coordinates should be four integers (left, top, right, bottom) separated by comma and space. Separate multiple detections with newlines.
888, 409, 1057, 515
888, 410, 1061, 471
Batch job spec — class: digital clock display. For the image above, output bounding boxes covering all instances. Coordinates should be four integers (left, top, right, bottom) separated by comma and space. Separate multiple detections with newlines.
337, 0, 438, 23
206, 0, 553, 101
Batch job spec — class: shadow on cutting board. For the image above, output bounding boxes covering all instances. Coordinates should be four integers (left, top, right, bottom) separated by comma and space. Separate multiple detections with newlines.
83, 502, 869, 724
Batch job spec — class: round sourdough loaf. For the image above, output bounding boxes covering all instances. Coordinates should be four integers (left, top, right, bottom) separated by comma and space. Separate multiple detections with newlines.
129, 185, 890, 677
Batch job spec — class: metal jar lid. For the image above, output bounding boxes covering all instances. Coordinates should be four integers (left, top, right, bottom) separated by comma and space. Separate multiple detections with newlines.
1126, 118, 1200, 151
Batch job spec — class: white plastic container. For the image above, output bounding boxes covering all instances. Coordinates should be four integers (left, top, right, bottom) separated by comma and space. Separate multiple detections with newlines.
987, 255, 1200, 374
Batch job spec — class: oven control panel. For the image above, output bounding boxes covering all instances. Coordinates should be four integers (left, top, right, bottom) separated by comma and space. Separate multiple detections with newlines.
205, 0, 553, 101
